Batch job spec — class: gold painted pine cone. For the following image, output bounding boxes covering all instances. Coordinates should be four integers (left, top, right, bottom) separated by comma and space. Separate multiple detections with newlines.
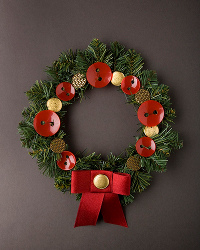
72, 73, 86, 89
50, 138, 66, 153
126, 155, 141, 171
135, 89, 150, 104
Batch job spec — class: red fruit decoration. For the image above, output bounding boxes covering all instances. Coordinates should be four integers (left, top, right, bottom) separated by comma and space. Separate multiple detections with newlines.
56, 82, 75, 101
57, 151, 76, 170
33, 110, 60, 137
137, 100, 164, 127
86, 62, 112, 88
121, 75, 140, 95
136, 137, 156, 157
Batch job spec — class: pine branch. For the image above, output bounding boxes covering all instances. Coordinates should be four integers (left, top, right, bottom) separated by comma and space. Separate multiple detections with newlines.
75, 50, 93, 75
139, 70, 159, 88
37, 150, 60, 177
54, 174, 71, 193
86, 38, 113, 67
115, 49, 144, 77
110, 41, 126, 71
74, 152, 102, 170
18, 120, 37, 148
46, 49, 77, 82
131, 171, 152, 193
120, 194, 134, 206
153, 125, 183, 153
102, 152, 127, 172
26, 80, 56, 103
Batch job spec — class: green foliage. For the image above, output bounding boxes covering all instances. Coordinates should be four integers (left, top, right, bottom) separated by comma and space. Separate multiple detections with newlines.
110, 41, 126, 71
46, 49, 77, 82
139, 125, 183, 173
26, 80, 56, 103
54, 175, 71, 193
18, 39, 183, 207
75, 50, 92, 75
126, 70, 177, 123
120, 170, 151, 206
131, 171, 152, 193
86, 39, 113, 67
75, 39, 113, 74
102, 153, 127, 172
120, 194, 135, 206
75, 152, 102, 171
115, 49, 144, 77
153, 125, 183, 152
18, 120, 37, 148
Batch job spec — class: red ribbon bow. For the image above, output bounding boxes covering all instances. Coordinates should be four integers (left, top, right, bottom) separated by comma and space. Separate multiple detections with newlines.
71, 170, 131, 227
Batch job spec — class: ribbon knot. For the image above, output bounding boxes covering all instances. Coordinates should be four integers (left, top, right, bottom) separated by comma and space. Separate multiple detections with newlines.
71, 170, 131, 227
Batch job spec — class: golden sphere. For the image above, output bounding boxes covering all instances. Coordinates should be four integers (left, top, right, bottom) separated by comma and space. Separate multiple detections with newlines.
144, 126, 159, 137
47, 98, 62, 112
111, 71, 125, 86
93, 174, 109, 189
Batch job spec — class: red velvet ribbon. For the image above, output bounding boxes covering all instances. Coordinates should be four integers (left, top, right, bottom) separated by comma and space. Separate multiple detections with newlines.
71, 170, 131, 227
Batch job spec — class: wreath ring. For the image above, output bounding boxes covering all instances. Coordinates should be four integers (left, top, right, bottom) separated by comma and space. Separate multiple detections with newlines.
18, 39, 183, 226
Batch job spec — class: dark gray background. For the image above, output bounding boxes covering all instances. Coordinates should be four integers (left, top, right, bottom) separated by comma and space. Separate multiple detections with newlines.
0, 0, 200, 249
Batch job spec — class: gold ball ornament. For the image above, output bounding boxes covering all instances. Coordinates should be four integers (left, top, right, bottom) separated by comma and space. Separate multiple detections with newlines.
111, 71, 125, 86
72, 73, 86, 89
50, 138, 66, 153
144, 126, 159, 137
126, 156, 141, 171
47, 98, 62, 112
135, 89, 151, 104
93, 174, 109, 189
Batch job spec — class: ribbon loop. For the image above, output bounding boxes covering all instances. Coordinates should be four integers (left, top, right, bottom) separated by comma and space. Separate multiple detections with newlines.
71, 170, 131, 227
71, 170, 91, 193
113, 172, 131, 195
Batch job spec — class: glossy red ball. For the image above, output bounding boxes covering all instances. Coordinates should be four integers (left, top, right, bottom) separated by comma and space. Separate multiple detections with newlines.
136, 137, 156, 157
86, 62, 112, 88
56, 82, 75, 101
57, 151, 76, 170
137, 100, 164, 126
121, 75, 140, 95
33, 110, 60, 137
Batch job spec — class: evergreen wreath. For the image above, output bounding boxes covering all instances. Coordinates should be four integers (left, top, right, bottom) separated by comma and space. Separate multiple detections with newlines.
18, 39, 183, 206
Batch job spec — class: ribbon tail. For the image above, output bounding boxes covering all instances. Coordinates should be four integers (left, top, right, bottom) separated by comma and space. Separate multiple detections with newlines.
74, 193, 104, 227
101, 193, 128, 227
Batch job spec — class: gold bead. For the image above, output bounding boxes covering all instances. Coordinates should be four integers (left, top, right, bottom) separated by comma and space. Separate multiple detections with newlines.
135, 89, 150, 104
126, 155, 141, 171
93, 174, 109, 189
47, 98, 62, 112
144, 126, 159, 137
72, 73, 86, 89
111, 71, 125, 86
50, 138, 66, 153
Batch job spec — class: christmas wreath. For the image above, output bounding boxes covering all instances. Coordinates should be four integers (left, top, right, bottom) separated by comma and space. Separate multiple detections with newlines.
18, 39, 183, 227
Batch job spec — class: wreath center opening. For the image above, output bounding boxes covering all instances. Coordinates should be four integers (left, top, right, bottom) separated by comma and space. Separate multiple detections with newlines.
64, 85, 139, 157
